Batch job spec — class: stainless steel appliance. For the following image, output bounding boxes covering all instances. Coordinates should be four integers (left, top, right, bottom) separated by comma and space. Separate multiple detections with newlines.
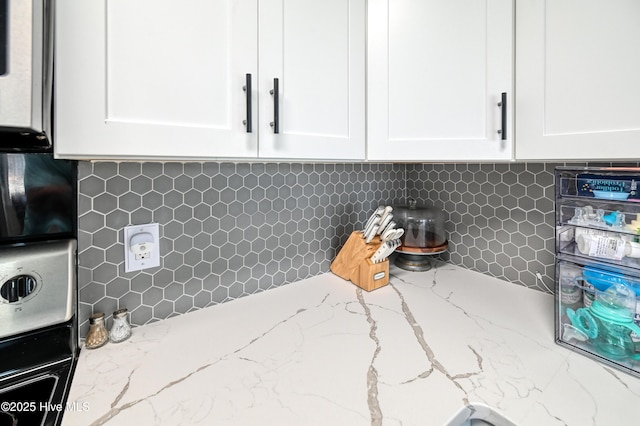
0, 153, 78, 426
0, 0, 54, 150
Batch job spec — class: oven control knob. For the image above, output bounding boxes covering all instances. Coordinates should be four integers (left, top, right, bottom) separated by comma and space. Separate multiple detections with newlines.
0, 275, 37, 303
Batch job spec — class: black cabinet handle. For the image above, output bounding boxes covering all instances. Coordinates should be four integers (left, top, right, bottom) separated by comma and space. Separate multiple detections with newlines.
269, 78, 279, 134
242, 73, 252, 133
497, 92, 507, 140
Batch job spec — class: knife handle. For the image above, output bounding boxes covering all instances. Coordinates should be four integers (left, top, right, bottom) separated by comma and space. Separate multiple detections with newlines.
365, 224, 380, 244
370, 242, 387, 264
363, 215, 380, 241
363, 207, 384, 231
373, 239, 402, 263
377, 213, 394, 235
378, 206, 393, 229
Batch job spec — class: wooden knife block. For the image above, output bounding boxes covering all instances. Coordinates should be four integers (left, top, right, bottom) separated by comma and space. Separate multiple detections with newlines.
330, 231, 390, 291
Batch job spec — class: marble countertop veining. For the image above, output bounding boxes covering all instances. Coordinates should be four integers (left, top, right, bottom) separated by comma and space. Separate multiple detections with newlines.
63, 262, 640, 425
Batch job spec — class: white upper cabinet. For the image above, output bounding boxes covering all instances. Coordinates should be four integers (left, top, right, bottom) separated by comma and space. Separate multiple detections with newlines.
258, 0, 365, 160
367, 0, 514, 161
55, 0, 365, 160
55, 0, 259, 160
516, 0, 640, 161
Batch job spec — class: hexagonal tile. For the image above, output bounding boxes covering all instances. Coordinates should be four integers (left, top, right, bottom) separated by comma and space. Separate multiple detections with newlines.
131, 175, 152, 194
79, 158, 585, 336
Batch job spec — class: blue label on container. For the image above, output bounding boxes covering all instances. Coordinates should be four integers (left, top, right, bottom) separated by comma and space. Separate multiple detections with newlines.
577, 174, 638, 199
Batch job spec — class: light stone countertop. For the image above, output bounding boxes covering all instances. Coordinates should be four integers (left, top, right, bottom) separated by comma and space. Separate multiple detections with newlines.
63, 262, 640, 425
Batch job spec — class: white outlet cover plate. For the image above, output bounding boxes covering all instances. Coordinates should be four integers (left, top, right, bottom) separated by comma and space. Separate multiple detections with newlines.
124, 223, 160, 272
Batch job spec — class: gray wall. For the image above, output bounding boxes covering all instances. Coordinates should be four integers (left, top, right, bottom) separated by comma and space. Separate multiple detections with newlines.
77, 162, 405, 335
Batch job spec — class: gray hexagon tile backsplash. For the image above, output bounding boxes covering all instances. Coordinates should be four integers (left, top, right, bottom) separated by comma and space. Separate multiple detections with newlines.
407, 163, 557, 291
78, 160, 638, 336
77, 162, 406, 336
405, 161, 639, 293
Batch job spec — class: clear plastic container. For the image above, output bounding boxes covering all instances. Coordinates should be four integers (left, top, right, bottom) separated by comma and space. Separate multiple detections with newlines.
557, 225, 640, 267
556, 167, 640, 201
556, 258, 640, 374
556, 167, 640, 377
392, 198, 446, 249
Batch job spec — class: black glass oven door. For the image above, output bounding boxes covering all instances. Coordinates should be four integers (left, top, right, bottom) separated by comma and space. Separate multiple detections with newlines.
0, 360, 73, 426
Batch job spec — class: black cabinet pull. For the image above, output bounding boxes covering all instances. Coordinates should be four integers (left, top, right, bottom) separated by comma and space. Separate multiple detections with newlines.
269, 78, 279, 134
497, 92, 507, 140
242, 73, 252, 133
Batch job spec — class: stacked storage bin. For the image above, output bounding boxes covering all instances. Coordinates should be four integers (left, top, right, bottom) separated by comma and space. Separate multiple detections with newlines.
556, 167, 640, 377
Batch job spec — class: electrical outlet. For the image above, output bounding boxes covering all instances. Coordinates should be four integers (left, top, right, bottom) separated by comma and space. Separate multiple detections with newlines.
124, 223, 160, 272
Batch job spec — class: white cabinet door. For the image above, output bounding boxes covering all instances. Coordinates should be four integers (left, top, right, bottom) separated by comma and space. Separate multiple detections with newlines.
516, 0, 640, 161
55, 0, 258, 160
367, 0, 514, 161
55, 0, 365, 161
257, 0, 365, 160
